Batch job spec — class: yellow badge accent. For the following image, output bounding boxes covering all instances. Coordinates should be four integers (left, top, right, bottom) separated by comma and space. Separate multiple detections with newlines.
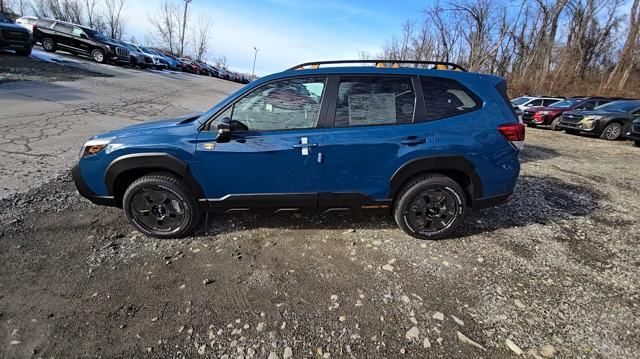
204, 143, 216, 151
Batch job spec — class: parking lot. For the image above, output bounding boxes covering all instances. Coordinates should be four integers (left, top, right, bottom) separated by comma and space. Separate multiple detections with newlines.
1, 54, 639, 358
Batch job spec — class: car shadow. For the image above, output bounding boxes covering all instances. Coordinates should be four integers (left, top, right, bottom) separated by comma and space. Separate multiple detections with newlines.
520, 143, 561, 163
198, 174, 602, 241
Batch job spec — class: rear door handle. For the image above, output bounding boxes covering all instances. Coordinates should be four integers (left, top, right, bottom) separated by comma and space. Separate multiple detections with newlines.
401, 137, 426, 145
293, 137, 317, 156
292, 143, 318, 148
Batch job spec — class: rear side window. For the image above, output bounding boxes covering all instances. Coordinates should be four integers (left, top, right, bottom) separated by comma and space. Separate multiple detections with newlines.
36, 19, 55, 28
54, 23, 73, 34
421, 77, 482, 120
334, 76, 415, 127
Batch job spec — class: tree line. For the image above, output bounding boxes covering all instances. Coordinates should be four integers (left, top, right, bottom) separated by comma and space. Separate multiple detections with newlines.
0, 0, 221, 62
369, 0, 640, 98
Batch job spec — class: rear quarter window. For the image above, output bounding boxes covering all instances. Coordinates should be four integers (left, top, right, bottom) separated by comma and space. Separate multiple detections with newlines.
421, 76, 482, 120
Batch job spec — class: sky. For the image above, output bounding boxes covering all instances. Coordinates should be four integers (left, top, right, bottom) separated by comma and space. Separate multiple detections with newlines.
124, 0, 429, 75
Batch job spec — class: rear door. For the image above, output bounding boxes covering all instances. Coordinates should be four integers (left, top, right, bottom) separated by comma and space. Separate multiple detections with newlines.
51, 22, 74, 49
317, 75, 432, 212
195, 76, 328, 212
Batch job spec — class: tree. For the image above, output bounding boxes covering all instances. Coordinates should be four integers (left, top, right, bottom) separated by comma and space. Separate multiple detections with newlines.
103, 0, 126, 39
214, 55, 227, 69
191, 14, 212, 61
149, 0, 183, 54
604, 0, 640, 90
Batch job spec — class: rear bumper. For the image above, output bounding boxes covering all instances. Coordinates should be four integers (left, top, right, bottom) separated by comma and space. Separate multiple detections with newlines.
71, 164, 118, 207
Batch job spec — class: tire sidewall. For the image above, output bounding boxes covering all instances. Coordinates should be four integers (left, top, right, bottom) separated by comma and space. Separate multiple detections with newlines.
550, 117, 561, 130
92, 49, 105, 63
42, 38, 55, 52
602, 123, 622, 140
123, 177, 199, 238
395, 177, 466, 240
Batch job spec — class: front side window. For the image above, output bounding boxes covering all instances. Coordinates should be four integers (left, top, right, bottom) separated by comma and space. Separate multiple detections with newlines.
227, 77, 326, 131
72, 27, 86, 37
334, 76, 415, 127
527, 99, 543, 107
421, 76, 482, 120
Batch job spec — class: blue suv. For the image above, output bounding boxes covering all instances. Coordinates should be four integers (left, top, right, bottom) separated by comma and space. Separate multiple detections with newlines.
71, 60, 524, 239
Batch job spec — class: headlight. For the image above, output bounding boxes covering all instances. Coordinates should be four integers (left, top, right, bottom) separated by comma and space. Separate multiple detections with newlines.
80, 137, 115, 158
583, 115, 605, 121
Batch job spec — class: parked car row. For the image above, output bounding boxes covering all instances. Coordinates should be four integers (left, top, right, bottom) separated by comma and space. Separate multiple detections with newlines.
512, 95, 640, 145
6, 15, 253, 84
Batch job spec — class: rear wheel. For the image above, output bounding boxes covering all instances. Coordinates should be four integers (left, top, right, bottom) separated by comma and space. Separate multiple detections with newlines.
41, 37, 56, 52
634, 140, 640, 147
123, 173, 202, 238
91, 48, 106, 63
394, 174, 466, 240
600, 122, 622, 140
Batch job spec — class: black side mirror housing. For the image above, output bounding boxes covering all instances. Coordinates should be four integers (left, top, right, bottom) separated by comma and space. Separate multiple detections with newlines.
216, 117, 232, 143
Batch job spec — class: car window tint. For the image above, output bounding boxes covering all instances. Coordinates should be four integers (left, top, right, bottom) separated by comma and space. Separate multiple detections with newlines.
528, 99, 543, 106
54, 23, 73, 34
231, 77, 326, 131
36, 19, 55, 28
72, 27, 85, 37
580, 101, 596, 110
421, 76, 482, 120
334, 76, 415, 127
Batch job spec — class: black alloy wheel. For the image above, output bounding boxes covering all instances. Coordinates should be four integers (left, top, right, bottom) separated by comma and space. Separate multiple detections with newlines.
394, 174, 466, 240
123, 173, 201, 238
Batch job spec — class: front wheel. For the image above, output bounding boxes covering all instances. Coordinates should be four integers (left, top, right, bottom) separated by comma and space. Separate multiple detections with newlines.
394, 174, 466, 240
123, 173, 202, 238
633, 140, 640, 147
16, 47, 32, 56
91, 48, 106, 63
550, 117, 561, 131
600, 122, 623, 141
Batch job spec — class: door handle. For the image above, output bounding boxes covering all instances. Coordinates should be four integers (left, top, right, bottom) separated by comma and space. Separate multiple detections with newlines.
401, 136, 426, 145
292, 143, 318, 148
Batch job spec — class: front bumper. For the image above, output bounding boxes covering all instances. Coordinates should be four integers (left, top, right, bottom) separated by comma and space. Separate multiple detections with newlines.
71, 164, 118, 207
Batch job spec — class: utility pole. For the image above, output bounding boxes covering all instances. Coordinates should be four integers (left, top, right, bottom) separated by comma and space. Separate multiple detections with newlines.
252, 47, 259, 77
180, 0, 192, 57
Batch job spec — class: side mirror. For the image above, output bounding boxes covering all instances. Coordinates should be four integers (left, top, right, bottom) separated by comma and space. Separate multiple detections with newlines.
216, 117, 232, 143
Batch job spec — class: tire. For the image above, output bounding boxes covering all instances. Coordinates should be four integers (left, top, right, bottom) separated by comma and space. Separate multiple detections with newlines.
16, 47, 32, 56
91, 48, 106, 63
394, 174, 466, 240
600, 122, 623, 141
41, 37, 56, 52
634, 140, 640, 147
526, 123, 536, 128
550, 117, 561, 131
122, 173, 202, 239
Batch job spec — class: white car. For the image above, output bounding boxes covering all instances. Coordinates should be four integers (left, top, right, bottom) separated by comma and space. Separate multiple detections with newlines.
511, 96, 564, 113
15, 16, 38, 32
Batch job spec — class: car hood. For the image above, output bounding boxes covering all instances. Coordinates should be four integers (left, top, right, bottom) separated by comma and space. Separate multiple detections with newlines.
94, 113, 203, 138
0, 22, 30, 32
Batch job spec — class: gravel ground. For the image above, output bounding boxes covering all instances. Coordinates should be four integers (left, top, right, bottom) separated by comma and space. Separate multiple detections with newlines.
0, 128, 638, 358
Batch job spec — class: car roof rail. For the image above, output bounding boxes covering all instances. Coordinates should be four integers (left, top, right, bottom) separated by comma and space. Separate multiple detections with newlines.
287, 60, 468, 72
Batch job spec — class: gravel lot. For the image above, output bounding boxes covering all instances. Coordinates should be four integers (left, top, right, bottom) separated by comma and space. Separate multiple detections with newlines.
1, 54, 639, 358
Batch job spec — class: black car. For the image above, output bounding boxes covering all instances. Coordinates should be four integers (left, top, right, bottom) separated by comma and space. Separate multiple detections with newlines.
32, 18, 129, 64
0, 13, 33, 56
558, 100, 640, 140
626, 118, 640, 147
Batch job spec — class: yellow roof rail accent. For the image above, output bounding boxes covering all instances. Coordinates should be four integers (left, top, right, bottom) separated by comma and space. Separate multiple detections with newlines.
375, 62, 386, 68
435, 64, 447, 70
392, 63, 400, 68
310, 64, 320, 69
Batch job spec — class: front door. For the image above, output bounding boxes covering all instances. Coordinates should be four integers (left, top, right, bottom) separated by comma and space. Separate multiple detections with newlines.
196, 76, 328, 212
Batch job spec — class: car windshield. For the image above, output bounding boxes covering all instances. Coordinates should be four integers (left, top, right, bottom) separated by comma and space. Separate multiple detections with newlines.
511, 97, 531, 106
549, 99, 580, 108
594, 100, 640, 112
0, 14, 11, 23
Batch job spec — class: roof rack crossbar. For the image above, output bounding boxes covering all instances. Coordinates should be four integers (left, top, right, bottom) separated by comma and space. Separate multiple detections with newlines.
287, 60, 468, 72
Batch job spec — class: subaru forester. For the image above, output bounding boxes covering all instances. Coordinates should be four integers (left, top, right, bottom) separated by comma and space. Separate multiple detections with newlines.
72, 60, 524, 240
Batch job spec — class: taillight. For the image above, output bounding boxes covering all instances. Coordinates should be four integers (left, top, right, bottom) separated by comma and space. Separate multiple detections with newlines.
498, 123, 525, 150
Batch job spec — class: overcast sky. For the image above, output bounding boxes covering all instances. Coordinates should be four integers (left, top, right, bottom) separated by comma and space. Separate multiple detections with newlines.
124, 0, 426, 75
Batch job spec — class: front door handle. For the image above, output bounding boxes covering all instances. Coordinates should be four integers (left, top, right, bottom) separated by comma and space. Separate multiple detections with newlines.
292, 143, 318, 148
401, 136, 427, 145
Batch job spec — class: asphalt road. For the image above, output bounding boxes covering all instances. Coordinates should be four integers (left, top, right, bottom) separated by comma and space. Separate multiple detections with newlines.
1, 53, 639, 358
0, 49, 242, 200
